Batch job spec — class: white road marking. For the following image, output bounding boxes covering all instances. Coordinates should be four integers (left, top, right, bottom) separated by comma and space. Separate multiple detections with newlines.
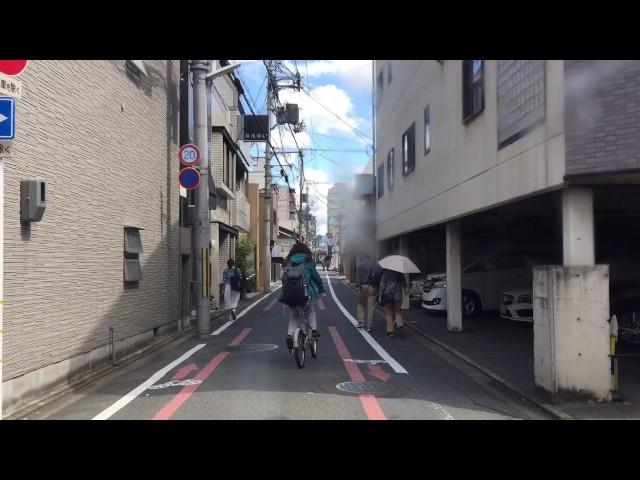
343, 359, 387, 365
211, 286, 282, 336
325, 274, 407, 374
93, 289, 282, 420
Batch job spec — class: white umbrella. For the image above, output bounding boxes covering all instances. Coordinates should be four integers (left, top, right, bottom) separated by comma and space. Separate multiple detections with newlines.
378, 255, 421, 274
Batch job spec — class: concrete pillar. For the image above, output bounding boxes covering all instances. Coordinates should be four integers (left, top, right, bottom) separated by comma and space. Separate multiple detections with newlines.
533, 265, 610, 401
562, 188, 595, 266
399, 235, 409, 256
446, 221, 462, 332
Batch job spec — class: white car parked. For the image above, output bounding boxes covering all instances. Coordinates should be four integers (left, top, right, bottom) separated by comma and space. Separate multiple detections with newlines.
500, 288, 533, 322
421, 248, 559, 317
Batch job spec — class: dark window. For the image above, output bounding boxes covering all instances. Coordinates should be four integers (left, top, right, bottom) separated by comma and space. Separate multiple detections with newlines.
376, 71, 384, 110
402, 123, 416, 176
377, 164, 384, 199
424, 105, 431, 154
222, 139, 236, 189
124, 227, 143, 283
223, 140, 229, 187
497, 60, 546, 148
387, 149, 394, 190
463, 60, 485, 123
124, 228, 143, 254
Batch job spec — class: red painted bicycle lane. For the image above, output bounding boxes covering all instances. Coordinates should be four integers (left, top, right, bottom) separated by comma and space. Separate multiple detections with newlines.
328, 326, 387, 421
152, 328, 252, 420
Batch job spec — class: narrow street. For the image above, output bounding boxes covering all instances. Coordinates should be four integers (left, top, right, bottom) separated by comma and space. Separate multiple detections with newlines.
22, 273, 551, 420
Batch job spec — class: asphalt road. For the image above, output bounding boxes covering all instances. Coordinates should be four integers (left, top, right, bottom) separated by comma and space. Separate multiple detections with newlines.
22, 272, 552, 420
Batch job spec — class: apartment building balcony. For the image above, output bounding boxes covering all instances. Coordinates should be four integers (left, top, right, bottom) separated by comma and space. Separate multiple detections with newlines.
232, 190, 251, 232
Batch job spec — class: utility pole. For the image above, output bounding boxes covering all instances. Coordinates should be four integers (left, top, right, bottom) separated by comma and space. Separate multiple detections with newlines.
190, 60, 241, 337
305, 184, 310, 247
263, 61, 273, 293
191, 60, 211, 338
191, 60, 211, 339
298, 152, 304, 241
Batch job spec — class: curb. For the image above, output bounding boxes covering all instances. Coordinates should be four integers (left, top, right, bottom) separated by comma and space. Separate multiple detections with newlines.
348, 282, 572, 420
402, 318, 573, 420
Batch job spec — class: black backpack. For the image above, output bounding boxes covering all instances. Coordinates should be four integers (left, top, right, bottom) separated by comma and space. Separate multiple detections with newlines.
367, 265, 382, 288
230, 268, 243, 292
281, 262, 308, 306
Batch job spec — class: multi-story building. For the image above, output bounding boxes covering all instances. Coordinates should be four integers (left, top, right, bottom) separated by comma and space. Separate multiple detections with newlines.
327, 182, 347, 239
277, 187, 298, 234
374, 60, 640, 401
327, 182, 347, 269
2, 60, 181, 416
206, 60, 252, 307
247, 181, 278, 291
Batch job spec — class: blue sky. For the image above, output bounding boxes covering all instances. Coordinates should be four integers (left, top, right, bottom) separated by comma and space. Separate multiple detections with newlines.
232, 60, 373, 235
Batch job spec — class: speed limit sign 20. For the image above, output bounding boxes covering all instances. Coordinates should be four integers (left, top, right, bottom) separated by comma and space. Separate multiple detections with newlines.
179, 143, 201, 166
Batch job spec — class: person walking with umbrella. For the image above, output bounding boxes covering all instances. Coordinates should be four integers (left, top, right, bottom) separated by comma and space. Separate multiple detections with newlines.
377, 255, 421, 338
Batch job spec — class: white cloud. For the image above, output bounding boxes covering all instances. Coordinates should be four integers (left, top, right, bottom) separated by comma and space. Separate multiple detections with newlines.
304, 60, 372, 92
278, 84, 368, 143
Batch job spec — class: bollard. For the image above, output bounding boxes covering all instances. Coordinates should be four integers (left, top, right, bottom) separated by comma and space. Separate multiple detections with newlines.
609, 314, 624, 402
109, 327, 117, 367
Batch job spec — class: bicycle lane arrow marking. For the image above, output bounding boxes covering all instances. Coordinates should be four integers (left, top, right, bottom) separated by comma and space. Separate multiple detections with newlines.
328, 326, 386, 421
263, 298, 278, 311
152, 328, 252, 420
368, 364, 391, 382
172, 363, 198, 380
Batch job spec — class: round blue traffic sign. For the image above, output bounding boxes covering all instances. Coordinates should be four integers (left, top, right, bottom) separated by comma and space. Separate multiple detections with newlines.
179, 167, 200, 190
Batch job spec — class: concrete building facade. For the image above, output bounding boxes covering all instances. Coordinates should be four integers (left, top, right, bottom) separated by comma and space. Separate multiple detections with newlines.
374, 60, 640, 401
2, 60, 181, 415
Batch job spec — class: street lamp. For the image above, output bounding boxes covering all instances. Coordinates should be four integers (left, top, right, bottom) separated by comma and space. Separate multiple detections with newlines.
206, 62, 242, 82
193, 60, 242, 339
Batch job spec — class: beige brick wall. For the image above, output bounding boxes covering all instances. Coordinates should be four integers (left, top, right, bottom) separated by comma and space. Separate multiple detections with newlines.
3, 60, 180, 380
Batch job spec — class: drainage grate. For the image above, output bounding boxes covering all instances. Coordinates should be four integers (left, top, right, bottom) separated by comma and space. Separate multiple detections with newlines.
226, 343, 279, 352
336, 381, 395, 395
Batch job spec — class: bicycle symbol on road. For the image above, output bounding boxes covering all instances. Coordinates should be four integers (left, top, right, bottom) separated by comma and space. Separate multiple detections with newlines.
148, 379, 202, 390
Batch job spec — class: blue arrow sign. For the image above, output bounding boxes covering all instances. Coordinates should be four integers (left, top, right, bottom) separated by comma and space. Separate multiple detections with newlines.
0, 97, 16, 140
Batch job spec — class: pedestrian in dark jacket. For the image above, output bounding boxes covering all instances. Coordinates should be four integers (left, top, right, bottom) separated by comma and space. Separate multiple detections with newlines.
355, 255, 382, 332
378, 269, 407, 338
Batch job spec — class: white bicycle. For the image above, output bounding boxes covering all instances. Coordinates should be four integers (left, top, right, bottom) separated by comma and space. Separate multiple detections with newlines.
288, 305, 318, 369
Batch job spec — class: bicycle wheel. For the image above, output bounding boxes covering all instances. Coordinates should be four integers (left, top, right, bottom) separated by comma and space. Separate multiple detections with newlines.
294, 330, 306, 369
310, 334, 318, 358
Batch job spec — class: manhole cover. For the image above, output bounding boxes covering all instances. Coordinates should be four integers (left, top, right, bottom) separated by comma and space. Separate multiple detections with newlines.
227, 343, 279, 352
336, 381, 395, 395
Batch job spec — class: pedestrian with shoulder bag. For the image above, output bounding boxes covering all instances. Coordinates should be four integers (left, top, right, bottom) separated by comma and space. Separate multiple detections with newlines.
378, 269, 406, 338
223, 259, 243, 320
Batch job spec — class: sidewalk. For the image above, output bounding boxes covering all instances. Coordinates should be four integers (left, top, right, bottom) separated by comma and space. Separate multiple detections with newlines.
343, 278, 640, 419
210, 282, 281, 324
403, 305, 640, 419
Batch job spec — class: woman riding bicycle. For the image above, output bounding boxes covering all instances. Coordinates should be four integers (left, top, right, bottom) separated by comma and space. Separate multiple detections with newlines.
280, 242, 326, 352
